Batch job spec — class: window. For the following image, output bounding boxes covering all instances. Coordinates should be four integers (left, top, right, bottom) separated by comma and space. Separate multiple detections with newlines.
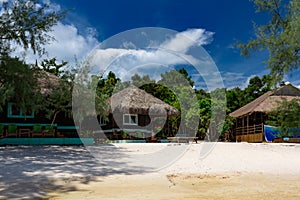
99, 116, 106, 126
123, 114, 138, 125
7, 103, 34, 118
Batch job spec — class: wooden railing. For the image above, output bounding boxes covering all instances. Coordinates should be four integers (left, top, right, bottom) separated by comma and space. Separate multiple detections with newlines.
235, 123, 264, 143
235, 123, 264, 136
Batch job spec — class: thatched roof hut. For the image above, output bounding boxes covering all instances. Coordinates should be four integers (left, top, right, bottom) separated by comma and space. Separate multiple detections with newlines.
109, 85, 178, 117
229, 84, 300, 143
230, 84, 300, 118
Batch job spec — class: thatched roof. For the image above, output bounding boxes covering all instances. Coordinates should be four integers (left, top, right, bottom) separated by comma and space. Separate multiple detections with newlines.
109, 85, 179, 116
36, 71, 60, 95
229, 84, 300, 118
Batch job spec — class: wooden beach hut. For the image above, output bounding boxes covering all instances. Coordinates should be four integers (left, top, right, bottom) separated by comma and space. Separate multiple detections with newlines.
99, 85, 179, 140
0, 71, 78, 140
229, 84, 300, 142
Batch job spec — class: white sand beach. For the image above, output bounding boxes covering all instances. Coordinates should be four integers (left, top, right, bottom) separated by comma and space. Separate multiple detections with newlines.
1, 142, 300, 199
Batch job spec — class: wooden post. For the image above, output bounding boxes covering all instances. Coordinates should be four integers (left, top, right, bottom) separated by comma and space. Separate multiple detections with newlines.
261, 122, 264, 141
247, 115, 249, 134
242, 116, 244, 136
247, 115, 249, 142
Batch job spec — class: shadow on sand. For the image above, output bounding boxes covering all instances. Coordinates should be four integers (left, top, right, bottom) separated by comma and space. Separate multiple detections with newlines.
0, 145, 153, 199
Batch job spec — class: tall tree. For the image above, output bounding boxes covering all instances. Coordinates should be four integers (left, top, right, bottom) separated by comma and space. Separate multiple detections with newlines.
178, 68, 194, 87
0, 0, 66, 56
240, 75, 272, 106
0, 0, 67, 111
97, 71, 121, 97
238, 0, 300, 84
39, 76, 73, 125
226, 87, 243, 113
37, 59, 73, 125
0, 57, 39, 112
40, 58, 68, 77
243, 76, 264, 103
197, 97, 211, 138
158, 69, 199, 135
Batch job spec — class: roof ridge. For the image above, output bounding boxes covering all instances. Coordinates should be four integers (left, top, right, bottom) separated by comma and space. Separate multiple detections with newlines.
229, 90, 273, 117
229, 84, 300, 117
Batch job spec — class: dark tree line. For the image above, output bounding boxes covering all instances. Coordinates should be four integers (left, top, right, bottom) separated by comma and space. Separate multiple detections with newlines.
1, 0, 298, 140
94, 69, 274, 140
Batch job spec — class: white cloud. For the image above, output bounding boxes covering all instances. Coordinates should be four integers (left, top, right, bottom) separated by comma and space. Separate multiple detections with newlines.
13, 22, 99, 65
81, 28, 227, 91
45, 23, 99, 61
89, 48, 189, 81
88, 28, 216, 83
160, 29, 214, 53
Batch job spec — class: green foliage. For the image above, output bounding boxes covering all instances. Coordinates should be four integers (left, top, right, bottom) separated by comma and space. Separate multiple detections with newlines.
197, 97, 211, 138
0, 0, 67, 116
0, 57, 39, 113
210, 88, 227, 135
158, 68, 199, 135
121, 130, 128, 139
0, 0, 67, 56
38, 77, 73, 125
238, 0, 300, 84
35, 59, 75, 125
131, 74, 155, 87
226, 75, 273, 113
226, 87, 243, 113
267, 98, 300, 136
159, 68, 194, 88
101, 71, 121, 95
178, 68, 194, 87
72, 61, 109, 130
244, 76, 264, 103
41, 58, 68, 77
136, 131, 143, 139
94, 71, 121, 118
221, 115, 236, 137
261, 75, 273, 92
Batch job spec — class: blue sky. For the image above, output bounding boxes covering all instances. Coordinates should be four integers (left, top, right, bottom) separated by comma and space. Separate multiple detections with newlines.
20, 0, 300, 88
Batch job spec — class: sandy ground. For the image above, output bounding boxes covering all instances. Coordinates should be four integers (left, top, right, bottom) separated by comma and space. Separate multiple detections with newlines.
48, 173, 300, 200
1, 142, 300, 199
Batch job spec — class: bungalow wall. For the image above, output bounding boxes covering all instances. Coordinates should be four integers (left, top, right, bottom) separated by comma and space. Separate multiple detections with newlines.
234, 112, 266, 142
98, 112, 176, 140
101, 112, 151, 129
0, 102, 78, 137
97, 112, 150, 139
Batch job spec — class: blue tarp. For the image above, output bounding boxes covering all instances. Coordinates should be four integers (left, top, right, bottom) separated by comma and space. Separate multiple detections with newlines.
264, 125, 300, 142
264, 125, 279, 142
